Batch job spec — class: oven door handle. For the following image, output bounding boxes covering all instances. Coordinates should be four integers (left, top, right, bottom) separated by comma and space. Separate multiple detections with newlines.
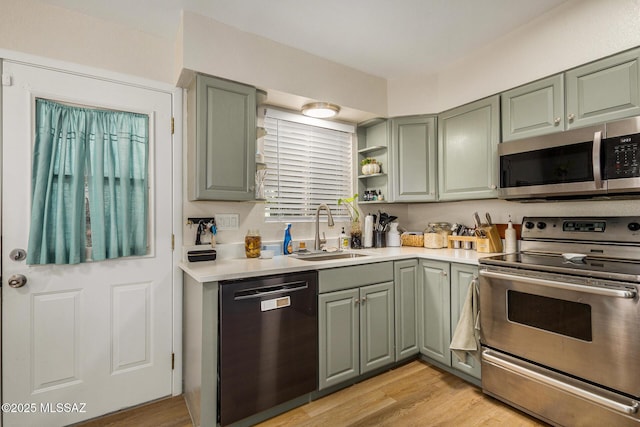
479, 270, 637, 299
483, 349, 640, 415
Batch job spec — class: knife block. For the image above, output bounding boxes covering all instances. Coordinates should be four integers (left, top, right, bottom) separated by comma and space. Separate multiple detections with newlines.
478, 225, 503, 253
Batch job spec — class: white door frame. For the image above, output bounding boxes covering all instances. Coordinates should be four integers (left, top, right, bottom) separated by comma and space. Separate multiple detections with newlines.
0, 49, 184, 398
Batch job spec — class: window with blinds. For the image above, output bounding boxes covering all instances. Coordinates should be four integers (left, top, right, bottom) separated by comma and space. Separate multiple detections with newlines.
262, 108, 355, 221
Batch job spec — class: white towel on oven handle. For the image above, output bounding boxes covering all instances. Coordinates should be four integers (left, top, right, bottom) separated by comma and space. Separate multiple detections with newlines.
450, 275, 481, 362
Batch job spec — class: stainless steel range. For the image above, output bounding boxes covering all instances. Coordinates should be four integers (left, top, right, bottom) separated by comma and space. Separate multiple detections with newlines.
479, 216, 640, 426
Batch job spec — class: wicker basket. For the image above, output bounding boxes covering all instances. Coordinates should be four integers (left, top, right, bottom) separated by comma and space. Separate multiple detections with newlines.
401, 233, 424, 247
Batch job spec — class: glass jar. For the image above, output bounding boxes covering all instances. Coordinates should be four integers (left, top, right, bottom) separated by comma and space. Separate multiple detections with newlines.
436, 222, 452, 248
244, 229, 261, 258
423, 225, 443, 249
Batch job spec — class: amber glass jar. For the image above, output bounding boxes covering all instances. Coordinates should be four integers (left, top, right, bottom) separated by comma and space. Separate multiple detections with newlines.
244, 229, 261, 258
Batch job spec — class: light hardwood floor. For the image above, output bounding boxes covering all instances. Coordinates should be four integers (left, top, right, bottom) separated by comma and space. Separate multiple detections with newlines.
77, 360, 547, 426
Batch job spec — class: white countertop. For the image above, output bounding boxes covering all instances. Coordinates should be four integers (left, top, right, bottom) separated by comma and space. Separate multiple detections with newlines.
179, 246, 500, 283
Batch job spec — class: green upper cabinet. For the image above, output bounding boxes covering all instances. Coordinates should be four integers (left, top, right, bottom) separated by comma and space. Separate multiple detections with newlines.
501, 74, 565, 142
566, 47, 640, 129
390, 116, 437, 202
189, 74, 257, 201
438, 96, 499, 201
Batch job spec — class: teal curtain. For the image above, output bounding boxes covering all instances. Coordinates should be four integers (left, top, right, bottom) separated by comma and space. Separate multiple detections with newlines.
27, 99, 149, 265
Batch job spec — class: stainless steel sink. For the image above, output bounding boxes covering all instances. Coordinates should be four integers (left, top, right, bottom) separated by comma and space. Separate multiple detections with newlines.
294, 252, 369, 261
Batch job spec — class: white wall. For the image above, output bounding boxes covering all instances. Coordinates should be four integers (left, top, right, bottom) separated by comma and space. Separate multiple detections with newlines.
388, 0, 640, 115
0, 0, 174, 83
177, 11, 388, 119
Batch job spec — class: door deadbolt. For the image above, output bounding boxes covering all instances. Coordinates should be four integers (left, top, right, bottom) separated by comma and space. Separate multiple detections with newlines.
8, 274, 27, 288
10, 248, 27, 261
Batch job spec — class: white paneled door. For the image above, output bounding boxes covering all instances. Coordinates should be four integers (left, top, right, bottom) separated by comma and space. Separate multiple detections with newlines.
1, 61, 174, 425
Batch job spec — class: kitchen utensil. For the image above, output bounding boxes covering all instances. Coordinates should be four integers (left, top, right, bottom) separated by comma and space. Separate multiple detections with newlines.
473, 212, 482, 228
485, 212, 492, 225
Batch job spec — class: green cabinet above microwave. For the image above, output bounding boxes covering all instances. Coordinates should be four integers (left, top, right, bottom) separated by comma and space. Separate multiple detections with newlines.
502, 47, 640, 142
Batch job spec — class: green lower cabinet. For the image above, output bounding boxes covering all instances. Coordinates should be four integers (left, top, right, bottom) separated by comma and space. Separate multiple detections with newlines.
360, 282, 395, 374
450, 264, 481, 379
318, 281, 395, 390
418, 260, 481, 381
418, 260, 451, 365
318, 288, 360, 389
394, 260, 419, 360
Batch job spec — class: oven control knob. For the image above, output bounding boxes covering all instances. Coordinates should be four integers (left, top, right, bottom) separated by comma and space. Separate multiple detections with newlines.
628, 222, 640, 231
525, 221, 535, 229
537, 222, 547, 230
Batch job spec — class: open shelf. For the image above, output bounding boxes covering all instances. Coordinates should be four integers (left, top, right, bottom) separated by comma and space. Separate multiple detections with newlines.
358, 145, 387, 155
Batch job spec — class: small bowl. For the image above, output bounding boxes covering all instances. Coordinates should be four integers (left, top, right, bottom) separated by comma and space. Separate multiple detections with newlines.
260, 250, 274, 259
562, 253, 586, 262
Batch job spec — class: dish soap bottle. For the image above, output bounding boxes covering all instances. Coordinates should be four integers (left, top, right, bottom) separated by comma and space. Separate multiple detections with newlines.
283, 223, 293, 255
505, 216, 517, 254
339, 227, 349, 250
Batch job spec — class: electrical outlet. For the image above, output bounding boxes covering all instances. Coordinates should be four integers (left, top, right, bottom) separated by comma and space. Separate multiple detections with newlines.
216, 213, 240, 231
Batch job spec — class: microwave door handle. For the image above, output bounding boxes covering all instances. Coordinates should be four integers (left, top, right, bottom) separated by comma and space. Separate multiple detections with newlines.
593, 130, 603, 189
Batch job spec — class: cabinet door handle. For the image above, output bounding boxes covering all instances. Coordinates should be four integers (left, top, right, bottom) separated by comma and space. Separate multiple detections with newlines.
361, 296, 367, 304
568, 113, 575, 122
355, 298, 360, 305
554, 117, 561, 125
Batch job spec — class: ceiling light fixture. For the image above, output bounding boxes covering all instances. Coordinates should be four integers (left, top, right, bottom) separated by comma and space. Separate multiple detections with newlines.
301, 102, 340, 118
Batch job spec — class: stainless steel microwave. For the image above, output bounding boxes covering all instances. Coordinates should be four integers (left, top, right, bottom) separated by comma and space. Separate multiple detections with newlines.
499, 116, 640, 200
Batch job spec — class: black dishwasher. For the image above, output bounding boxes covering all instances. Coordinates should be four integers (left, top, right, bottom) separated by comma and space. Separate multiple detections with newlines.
219, 271, 318, 426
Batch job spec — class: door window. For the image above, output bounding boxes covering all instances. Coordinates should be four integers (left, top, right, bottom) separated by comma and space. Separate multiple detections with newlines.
27, 98, 149, 264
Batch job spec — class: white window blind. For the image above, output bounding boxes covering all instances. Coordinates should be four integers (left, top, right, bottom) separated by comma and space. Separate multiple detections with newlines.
263, 108, 354, 221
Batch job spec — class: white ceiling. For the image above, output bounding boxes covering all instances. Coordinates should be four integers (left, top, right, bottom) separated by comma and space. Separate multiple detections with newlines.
38, 0, 568, 80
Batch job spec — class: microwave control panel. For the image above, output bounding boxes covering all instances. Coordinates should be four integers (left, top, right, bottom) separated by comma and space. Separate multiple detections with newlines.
604, 133, 640, 179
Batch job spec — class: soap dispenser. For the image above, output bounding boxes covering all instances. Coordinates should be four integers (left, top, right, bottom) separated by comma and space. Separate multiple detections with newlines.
283, 223, 293, 255
505, 216, 517, 254
339, 227, 349, 249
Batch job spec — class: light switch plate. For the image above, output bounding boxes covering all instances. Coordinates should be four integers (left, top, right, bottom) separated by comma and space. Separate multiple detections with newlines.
216, 213, 240, 231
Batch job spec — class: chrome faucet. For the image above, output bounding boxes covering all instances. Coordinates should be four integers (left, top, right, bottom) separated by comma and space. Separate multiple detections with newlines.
314, 204, 335, 251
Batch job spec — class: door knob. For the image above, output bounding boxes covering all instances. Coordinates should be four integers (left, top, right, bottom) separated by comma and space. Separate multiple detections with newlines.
8, 274, 27, 288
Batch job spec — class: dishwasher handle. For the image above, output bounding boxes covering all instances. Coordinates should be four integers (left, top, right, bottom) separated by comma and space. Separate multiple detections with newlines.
233, 281, 309, 300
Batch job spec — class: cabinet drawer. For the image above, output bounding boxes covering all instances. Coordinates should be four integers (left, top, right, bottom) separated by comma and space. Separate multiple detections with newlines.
319, 262, 393, 293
